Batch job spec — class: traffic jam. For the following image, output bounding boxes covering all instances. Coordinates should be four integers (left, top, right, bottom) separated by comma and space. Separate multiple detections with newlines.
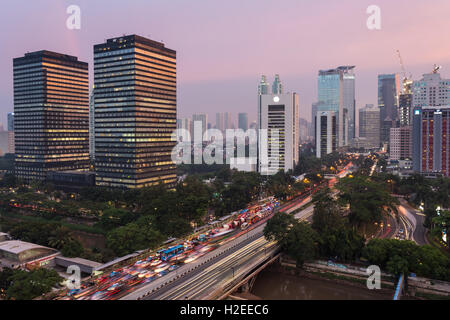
58, 197, 280, 300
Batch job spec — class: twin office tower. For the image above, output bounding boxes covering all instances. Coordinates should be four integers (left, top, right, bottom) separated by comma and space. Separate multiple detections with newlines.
13, 35, 177, 189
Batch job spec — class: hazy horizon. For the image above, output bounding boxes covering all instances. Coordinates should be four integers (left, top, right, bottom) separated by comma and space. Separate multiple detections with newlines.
2, 0, 450, 128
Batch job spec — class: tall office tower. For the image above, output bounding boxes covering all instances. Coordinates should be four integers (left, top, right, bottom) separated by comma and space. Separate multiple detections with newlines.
176, 118, 191, 141
89, 89, 95, 161
413, 106, 450, 177
215, 113, 225, 132
317, 67, 353, 148
7, 112, 14, 154
315, 111, 337, 158
258, 93, 299, 175
7, 113, 14, 131
258, 75, 270, 95
94, 35, 177, 189
359, 104, 380, 149
412, 69, 450, 109
272, 74, 283, 95
224, 112, 233, 130
298, 118, 309, 142
192, 113, 208, 140
378, 74, 401, 145
13, 51, 89, 181
238, 113, 248, 131
389, 126, 412, 160
399, 93, 413, 126
340, 66, 356, 141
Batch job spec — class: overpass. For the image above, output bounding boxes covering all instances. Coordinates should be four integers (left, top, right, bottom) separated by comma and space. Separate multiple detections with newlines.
121, 163, 356, 300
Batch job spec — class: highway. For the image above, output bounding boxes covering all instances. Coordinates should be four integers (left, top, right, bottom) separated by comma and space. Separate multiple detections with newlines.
142, 202, 315, 300
123, 162, 355, 300
398, 198, 428, 245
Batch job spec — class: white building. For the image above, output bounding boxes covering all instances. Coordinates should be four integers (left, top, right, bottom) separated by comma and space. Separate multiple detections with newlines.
258, 92, 299, 175
315, 111, 337, 158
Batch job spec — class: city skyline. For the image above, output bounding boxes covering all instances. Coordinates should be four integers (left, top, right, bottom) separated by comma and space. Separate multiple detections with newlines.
3, 1, 450, 128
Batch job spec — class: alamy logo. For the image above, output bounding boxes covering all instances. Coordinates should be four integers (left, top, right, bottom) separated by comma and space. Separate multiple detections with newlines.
66, 265, 81, 290
172, 122, 281, 175
366, 265, 381, 289
366, 5, 381, 30
66, 5, 81, 30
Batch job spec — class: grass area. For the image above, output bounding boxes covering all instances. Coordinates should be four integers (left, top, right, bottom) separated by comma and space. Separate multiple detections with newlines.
0, 210, 105, 235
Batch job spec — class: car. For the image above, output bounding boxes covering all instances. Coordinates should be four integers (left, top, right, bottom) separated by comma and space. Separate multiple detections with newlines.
154, 263, 170, 273
168, 264, 179, 272
157, 270, 169, 277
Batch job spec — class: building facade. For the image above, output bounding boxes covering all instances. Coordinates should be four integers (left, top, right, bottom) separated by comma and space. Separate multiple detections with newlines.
315, 111, 337, 158
94, 35, 177, 189
378, 74, 401, 145
238, 113, 248, 131
412, 71, 450, 109
359, 104, 380, 149
7, 112, 14, 154
412, 106, 450, 177
317, 66, 354, 148
258, 93, 299, 175
13, 51, 90, 181
389, 126, 412, 160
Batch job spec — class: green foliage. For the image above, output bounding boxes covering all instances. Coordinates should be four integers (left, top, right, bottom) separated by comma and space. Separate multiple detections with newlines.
2, 268, 63, 300
312, 188, 365, 261
337, 176, 399, 229
363, 239, 450, 280
106, 220, 164, 257
264, 212, 318, 266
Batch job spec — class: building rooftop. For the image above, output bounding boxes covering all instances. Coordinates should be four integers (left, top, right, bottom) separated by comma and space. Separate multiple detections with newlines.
0, 240, 54, 255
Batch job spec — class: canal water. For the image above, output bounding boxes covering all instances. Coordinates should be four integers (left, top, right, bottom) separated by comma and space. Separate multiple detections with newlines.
251, 270, 392, 300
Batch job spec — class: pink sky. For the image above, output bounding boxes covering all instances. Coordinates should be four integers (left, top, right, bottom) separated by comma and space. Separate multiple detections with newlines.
2, 0, 450, 127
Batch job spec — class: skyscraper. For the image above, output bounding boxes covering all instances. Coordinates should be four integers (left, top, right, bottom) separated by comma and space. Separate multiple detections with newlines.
317, 67, 354, 148
238, 113, 248, 131
13, 51, 89, 181
389, 126, 412, 160
258, 75, 270, 95
89, 88, 95, 162
412, 106, 450, 177
359, 104, 380, 149
94, 35, 177, 189
224, 112, 232, 130
176, 118, 191, 141
340, 66, 356, 141
272, 74, 283, 95
192, 113, 208, 140
412, 69, 450, 109
7, 113, 14, 154
315, 111, 337, 158
258, 91, 299, 175
378, 74, 401, 145
215, 113, 224, 132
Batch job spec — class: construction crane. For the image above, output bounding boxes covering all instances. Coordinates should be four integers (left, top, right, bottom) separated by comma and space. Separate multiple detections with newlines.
396, 50, 413, 94
432, 64, 442, 74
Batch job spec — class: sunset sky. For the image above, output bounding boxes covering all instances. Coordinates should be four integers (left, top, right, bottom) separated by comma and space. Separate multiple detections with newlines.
2, 0, 450, 128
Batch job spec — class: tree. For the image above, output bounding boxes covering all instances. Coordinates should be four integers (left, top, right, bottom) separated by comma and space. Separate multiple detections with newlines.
5, 268, 63, 300
284, 222, 319, 267
263, 212, 297, 243
61, 238, 84, 257
432, 210, 450, 246
337, 176, 399, 233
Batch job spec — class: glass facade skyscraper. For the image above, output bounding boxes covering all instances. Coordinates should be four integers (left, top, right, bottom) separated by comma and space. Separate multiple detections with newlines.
317, 67, 354, 148
13, 50, 90, 181
378, 74, 400, 145
93, 35, 177, 189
